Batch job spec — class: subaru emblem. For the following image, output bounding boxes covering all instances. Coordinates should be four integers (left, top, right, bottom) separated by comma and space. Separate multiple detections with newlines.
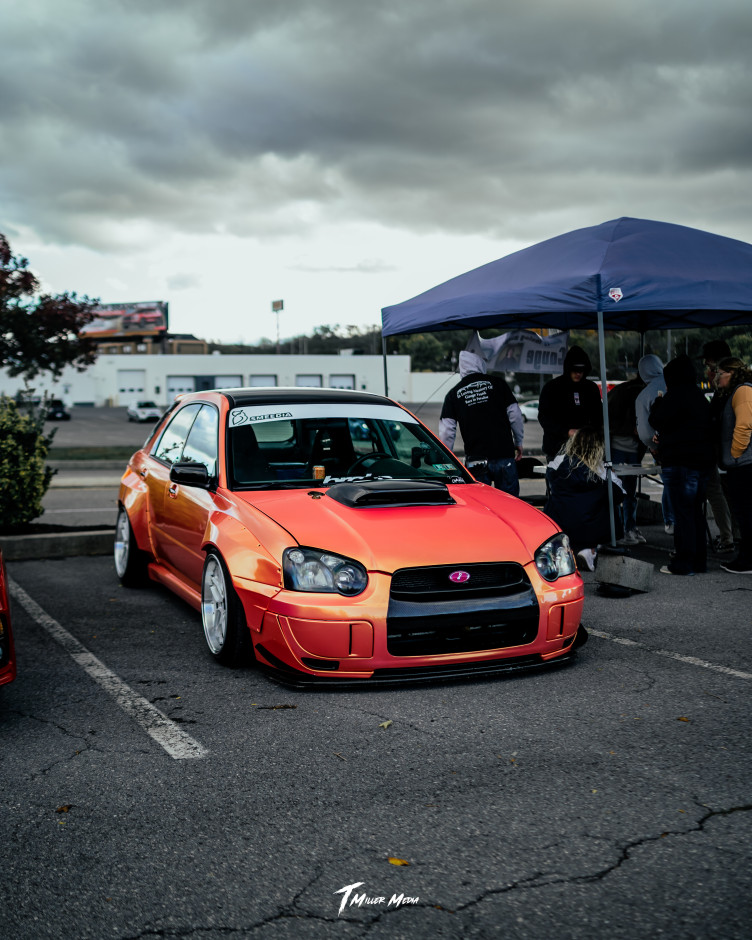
449, 570, 470, 583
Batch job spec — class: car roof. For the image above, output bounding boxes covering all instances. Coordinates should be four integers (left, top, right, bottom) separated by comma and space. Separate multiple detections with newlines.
214, 387, 397, 409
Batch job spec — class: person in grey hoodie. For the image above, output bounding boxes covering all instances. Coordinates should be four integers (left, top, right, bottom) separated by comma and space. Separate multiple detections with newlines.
439, 350, 524, 496
635, 354, 675, 533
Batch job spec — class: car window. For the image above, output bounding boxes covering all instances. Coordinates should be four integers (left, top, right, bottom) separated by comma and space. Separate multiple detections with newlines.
151, 403, 202, 465
181, 404, 219, 475
226, 403, 471, 488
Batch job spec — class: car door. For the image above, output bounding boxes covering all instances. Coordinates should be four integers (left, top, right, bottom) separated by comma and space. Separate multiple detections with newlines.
156, 403, 220, 586
145, 402, 203, 567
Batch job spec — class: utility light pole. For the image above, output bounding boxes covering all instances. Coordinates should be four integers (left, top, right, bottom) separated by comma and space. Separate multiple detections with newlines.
271, 299, 284, 354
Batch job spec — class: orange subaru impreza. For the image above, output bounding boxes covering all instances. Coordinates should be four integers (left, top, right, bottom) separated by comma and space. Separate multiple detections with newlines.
115, 388, 585, 685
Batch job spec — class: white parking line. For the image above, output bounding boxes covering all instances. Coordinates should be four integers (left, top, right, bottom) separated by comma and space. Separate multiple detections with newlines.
8, 579, 208, 760
589, 629, 752, 680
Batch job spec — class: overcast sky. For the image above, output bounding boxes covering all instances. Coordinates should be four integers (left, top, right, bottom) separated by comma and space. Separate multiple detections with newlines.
1, 0, 751, 343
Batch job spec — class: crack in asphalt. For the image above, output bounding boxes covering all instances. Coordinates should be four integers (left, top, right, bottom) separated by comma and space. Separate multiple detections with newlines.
5, 708, 105, 778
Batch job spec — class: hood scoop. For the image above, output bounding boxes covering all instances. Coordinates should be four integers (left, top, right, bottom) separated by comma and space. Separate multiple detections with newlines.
325, 479, 455, 508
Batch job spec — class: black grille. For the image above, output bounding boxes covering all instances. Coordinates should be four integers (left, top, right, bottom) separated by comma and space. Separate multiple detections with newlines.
391, 562, 528, 601
386, 608, 539, 656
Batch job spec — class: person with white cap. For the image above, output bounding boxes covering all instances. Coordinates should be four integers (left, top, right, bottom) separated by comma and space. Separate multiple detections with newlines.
439, 350, 523, 496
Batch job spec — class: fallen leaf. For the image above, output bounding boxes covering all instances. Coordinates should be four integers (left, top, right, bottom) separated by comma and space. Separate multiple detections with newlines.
388, 857, 409, 866
56, 805, 74, 814
379, 720, 393, 729
677, 716, 690, 722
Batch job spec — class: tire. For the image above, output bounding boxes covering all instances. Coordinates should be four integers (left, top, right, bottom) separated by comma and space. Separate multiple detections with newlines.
114, 507, 149, 587
201, 551, 253, 667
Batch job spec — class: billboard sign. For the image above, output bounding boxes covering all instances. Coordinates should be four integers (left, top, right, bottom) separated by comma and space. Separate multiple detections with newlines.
81, 301, 169, 338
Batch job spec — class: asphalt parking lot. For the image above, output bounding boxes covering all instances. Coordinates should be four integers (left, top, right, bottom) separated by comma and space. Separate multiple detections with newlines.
2, 405, 751, 938
2, 549, 751, 939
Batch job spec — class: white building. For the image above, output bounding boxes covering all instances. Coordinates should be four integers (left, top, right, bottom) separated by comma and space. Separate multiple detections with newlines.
0, 352, 456, 407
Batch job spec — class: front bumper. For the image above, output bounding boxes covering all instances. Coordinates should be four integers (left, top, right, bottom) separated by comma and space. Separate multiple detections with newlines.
235, 565, 585, 685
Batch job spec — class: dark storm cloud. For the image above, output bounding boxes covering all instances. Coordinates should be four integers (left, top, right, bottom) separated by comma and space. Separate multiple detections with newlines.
1, 0, 751, 248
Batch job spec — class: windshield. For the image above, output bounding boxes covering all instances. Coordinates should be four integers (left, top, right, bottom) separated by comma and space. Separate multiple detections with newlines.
227, 403, 471, 489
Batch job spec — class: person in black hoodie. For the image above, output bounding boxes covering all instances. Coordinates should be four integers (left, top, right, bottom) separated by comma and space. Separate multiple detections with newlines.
538, 345, 603, 461
649, 355, 713, 575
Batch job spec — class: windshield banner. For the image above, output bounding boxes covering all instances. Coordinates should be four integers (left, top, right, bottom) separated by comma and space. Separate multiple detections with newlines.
229, 403, 416, 428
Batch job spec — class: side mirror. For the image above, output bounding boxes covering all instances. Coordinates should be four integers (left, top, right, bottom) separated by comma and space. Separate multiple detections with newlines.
169, 461, 211, 488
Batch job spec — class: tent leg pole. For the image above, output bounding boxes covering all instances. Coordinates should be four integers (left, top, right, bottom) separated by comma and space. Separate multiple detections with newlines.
382, 335, 389, 397
597, 308, 617, 547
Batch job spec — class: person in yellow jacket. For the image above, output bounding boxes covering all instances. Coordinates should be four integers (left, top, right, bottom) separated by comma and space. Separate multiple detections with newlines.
716, 357, 752, 574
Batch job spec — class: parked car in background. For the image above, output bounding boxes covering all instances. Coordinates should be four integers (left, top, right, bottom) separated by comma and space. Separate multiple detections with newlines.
46, 399, 71, 421
127, 400, 163, 423
518, 399, 539, 423
0, 552, 16, 687
115, 387, 586, 686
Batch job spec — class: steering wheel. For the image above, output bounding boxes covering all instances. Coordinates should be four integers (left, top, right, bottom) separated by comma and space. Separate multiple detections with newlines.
347, 452, 393, 474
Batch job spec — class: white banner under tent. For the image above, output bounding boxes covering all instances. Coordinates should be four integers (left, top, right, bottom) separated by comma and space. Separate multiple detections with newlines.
465, 330, 569, 375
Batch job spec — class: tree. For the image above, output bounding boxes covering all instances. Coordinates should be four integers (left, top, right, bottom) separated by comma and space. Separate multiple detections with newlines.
0, 233, 98, 381
0, 233, 98, 530
0, 397, 54, 532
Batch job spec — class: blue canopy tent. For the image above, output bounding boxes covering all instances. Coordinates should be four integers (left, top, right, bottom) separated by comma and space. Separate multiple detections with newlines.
381, 216, 752, 543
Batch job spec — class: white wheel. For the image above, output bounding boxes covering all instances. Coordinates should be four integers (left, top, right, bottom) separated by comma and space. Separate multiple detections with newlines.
201, 551, 252, 666
202, 554, 229, 655
114, 507, 147, 586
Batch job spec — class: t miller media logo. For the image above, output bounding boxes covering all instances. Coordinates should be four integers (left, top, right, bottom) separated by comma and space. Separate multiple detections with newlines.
334, 882, 419, 916
608, 287, 623, 302
449, 570, 470, 583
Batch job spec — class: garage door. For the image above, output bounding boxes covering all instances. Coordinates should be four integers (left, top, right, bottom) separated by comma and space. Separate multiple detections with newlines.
167, 376, 196, 401
117, 370, 146, 407
329, 374, 355, 389
295, 374, 322, 387
211, 375, 242, 389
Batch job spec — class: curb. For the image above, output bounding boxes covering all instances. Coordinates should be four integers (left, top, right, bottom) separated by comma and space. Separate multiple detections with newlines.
0, 530, 115, 562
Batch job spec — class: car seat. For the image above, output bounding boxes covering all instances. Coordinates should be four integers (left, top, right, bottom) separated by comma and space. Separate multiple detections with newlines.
231, 425, 272, 483
306, 423, 357, 478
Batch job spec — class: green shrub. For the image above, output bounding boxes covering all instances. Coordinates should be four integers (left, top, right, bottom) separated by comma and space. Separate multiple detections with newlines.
0, 396, 56, 531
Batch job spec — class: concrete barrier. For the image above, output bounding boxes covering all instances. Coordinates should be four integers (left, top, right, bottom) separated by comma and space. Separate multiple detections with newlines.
0, 530, 115, 562
596, 547, 655, 594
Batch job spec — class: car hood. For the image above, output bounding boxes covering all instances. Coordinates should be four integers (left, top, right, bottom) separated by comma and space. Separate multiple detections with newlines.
232, 484, 558, 571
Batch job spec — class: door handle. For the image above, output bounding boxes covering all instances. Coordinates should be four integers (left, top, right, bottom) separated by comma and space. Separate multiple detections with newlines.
168, 482, 179, 498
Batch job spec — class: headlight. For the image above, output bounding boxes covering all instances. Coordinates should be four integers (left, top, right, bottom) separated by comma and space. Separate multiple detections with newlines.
534, 533, 576, 581
283, 547, 368, 596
